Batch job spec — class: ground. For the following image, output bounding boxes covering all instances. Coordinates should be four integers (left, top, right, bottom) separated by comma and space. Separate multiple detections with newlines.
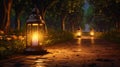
0, 36, 120, 67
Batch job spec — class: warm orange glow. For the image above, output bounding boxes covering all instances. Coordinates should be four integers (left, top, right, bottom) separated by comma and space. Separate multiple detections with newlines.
6, 37, 12, 41
77, 38, 81, 45
76, 31, 82, 37
32, 32, 43, 46
18, 36, 24, 40
40, 23, 43, 26
32, 32, 39, 46
32, 24, 38, 26
0, 30, 4, 34
90, 31, 94, 36
39, 33, 43, 41
12, 35, 17, 39
0, 36, 2, 40
91, 37, 94, 44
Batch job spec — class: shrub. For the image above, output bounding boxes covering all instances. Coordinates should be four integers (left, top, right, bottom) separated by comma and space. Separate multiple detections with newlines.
10, 40, 26, 53
0, 47, 7, 59
43, 30, 74, 45
101, 30, 120, 44
94, 32, 103, 38
0, 39, 25, 59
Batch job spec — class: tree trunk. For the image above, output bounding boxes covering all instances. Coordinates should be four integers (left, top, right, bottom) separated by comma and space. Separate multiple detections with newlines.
16, 16, 20, 31
62, 15, 66, 31
71, 22, 75, 32
0, 0, 7, 31
15, 12, 21, 31
40, 10, 48, 34
0, 0, 5, 30
4, 0, 12, 33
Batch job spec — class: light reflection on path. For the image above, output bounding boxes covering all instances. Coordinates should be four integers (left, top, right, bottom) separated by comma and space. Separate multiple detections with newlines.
77, 38, 82, 45
1, 37, 120, 67
76, 36, 95, 45
91, 37, 94, 44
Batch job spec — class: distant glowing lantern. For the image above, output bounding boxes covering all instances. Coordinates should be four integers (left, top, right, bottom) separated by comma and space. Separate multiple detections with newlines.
25, 8, 47, 54
77, 31, 82, 37
76, 28, 82, 38
90, 29, 94, 36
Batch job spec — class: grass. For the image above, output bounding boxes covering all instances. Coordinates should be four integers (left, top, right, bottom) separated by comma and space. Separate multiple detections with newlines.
101, 30, 120, 44
43, 30, 74, 46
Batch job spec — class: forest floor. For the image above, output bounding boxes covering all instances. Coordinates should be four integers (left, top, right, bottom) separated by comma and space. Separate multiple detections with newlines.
0, 36, 120, 67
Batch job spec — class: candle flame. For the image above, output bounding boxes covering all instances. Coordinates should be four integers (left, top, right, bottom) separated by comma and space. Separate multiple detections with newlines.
32, 32, 38, 40
32, 32, 38, 46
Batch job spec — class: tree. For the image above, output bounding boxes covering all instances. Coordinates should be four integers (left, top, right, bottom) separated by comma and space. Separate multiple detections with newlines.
31, 0, 58, 33
88, 0, 120, 31
0, 0, 4, 30
47, 0, 84, 31
12, 0, 33, 31
0, 0, 13, 33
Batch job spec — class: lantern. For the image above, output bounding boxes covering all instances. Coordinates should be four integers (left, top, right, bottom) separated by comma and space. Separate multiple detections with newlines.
90, 29, 94, 36
25, 8, 47, 54
76, 28, 82, 38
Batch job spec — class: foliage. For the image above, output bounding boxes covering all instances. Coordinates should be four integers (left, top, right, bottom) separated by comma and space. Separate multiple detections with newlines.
0, 39, 25, 59
46, 0, 84, 31
89, 0, 120, 31
0, 0, 12, 33
101, 30, 120, 44
32, 0, 58, 19
0, 47, 7, 59
43, 29, 74, 45
94, 32, 103, 38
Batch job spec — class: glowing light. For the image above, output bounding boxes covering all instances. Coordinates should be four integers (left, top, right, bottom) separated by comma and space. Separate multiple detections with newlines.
76, 28, 82, 38
32, 32, 39, 46
77, 32, 81, 36
91, 37, 94, 44
90, 31, 94, 36
32, 24, 38, 26
76, 31, 82, 37
39, 33, 43, 42
40, 24, 43, 26
12, 35, 17, 40
77, 38, 82, 45
0, 30, 4, 34
6, 37, 12, 41
18, 36, 24, 40
0, 36, 2, 40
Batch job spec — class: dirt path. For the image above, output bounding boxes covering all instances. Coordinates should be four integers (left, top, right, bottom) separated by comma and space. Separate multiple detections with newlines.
0, 38, 120, 67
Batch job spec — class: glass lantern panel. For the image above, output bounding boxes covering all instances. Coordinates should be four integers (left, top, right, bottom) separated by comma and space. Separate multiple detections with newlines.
39, 24, 45, 33
32, 23, 38, 32
27, 24, 32, 46
32, 24, 38, 26
27, 24, 32, 33
38, 23, 45, 45
31, 23, 39, 46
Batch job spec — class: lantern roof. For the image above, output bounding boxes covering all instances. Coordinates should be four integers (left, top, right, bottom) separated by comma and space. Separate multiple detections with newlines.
26, 8, 44, 24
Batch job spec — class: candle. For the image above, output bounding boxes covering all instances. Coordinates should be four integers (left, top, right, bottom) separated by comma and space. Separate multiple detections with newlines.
32, 32, 38, 46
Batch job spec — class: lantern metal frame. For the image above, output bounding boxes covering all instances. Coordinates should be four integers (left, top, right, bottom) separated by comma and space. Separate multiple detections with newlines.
26, 22, 45, 47
25, 8, 47, 54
